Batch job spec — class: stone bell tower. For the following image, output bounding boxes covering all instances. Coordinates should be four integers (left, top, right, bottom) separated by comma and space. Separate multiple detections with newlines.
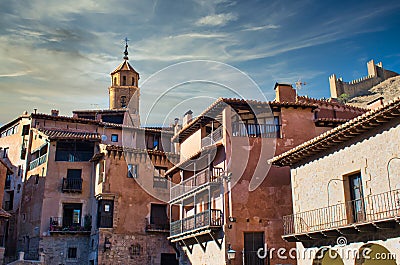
109, 39, 140, 115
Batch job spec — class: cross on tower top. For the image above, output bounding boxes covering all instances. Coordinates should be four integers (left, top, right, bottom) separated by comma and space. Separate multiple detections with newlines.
123, 37, 129, 60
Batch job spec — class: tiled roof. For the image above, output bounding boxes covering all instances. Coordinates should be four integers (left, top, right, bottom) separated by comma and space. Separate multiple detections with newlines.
38, 129, 101, 141
111, 60, 139, 75
270, 97, 400, 167
172, 97, 317, 143
0, 209, 11, 218
297, 96, 367, 112
73, 109, 128, 114
105, 145, 180, 159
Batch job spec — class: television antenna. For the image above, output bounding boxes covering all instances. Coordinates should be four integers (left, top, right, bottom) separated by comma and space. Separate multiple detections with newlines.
295, 79, 307, 101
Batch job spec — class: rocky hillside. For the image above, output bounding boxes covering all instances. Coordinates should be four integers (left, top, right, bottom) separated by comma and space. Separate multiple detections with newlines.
348, 76, 400, 108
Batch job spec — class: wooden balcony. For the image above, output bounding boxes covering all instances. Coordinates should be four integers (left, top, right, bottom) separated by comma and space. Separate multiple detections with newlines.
201, 126, 223, 148
29, 154, 47, 170
170, 168, 224, 202
232, 123, 281, 138
62, 178, 83, 193
283, 189, 400, 242
169, 209, 223, 241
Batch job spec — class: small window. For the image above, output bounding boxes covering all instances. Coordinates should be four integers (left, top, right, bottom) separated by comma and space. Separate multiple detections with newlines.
128, 164, 138, 178
132, 77, 135, 86
67, 247, 77, 259
114, 77, 117, 85
122, 76, 127, 86
34, 175, 39, 185
111, 134, 118, 142
130, 244, 141, 256
120, 96, 127, 108
3, 148, 9, 158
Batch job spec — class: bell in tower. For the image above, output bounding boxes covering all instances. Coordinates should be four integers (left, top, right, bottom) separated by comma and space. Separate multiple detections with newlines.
108, 38, 140, 117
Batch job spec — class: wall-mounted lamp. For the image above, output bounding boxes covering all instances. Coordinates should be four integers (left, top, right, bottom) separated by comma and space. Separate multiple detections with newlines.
228, 216, 236, 222
227, 244, 236, 263
104, 237, 112, 252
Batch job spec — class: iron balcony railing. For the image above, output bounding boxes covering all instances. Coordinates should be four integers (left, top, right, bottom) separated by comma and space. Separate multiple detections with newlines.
201, 126, 224, 148
232, 123, 281, 138
170, 167, 224, 201
29, 154, 47, 171
153, 176, 168, 189
283, 189, 400, 235
49, 217, 90, 233
62, 178, 83, 192
170, 209, 223, 237
145, 217, 170, 232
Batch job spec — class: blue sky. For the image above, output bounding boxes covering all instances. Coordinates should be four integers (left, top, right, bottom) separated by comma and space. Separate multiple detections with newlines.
0, 0, 400, 125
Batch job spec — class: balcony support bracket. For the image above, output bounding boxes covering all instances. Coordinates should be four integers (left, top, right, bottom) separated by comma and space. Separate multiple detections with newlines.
209, 231, 223, 249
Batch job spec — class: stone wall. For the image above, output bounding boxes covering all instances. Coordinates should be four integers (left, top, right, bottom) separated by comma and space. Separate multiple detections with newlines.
39, 235, 90, 265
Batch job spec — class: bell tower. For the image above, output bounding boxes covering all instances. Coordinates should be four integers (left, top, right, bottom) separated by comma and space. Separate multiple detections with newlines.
109, 39, 140, 116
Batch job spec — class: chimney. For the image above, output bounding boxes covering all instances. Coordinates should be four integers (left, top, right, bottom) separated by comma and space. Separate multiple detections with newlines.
51, 110, 59, 116
182, 110, 193, 126
274, 83, 296, 102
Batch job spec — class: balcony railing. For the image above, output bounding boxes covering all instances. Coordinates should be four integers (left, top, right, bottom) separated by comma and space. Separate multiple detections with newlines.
153, 176, 168, 189
232, 123, 281, 138
283, 189, 400, 236
170, 209, 223, 237
62, 178, 83, 192
145, 217, 170, 232
170, 167, 224, 201
201, 126, 223, 148
49, 217, 90, 233
29, 154, 47, 170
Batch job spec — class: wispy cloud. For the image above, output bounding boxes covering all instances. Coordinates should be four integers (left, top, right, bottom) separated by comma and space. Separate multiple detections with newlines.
241, 24, 281, 31
196, 13, 238, 26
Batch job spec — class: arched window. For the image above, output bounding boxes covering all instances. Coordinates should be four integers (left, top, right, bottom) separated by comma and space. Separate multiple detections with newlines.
120, 96, 127, 108
122, 76, 127, 86
132, 77, 135, 86
113, 77, 117, 85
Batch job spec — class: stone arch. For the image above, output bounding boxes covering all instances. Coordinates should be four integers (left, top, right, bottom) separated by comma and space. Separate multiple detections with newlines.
355, 243, 396, 265
313, 248, 344, 265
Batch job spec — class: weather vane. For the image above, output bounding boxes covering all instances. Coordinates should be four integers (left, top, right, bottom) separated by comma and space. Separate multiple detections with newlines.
123, 37, 130, 60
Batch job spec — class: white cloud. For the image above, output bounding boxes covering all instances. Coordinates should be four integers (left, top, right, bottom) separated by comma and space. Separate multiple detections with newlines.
241, 24, 281, 31
196, 13, 238, 26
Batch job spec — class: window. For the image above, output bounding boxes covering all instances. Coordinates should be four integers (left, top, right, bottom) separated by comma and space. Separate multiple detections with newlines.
131, 77, 135, 86
55, 141, 94, 162
3, 148, 9, 158
127, 164, 138, 178
130, 244, 141, 256
122, 76, 127, 86
111, 134, 118, 142
64, 169, 83, 192
62, 203, 82, 227
149, 204, 168, 230
120, 96, 127, 108
347, 172, 365, 223
114, 77, 117, 85
153, 167, 167, 189
22, 125, 30, 136
244, 232, 265, 265
67, 247, 77, 259
97, 200, 114, 228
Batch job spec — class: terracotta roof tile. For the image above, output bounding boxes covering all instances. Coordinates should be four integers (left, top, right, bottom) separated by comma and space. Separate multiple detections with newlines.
38, 128, 101, 141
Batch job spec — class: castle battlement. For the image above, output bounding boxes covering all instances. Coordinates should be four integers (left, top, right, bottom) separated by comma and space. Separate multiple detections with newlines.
329, 59, 398, 99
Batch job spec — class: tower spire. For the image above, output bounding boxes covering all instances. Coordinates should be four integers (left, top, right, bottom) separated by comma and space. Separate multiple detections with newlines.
123, 37, 129, 60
